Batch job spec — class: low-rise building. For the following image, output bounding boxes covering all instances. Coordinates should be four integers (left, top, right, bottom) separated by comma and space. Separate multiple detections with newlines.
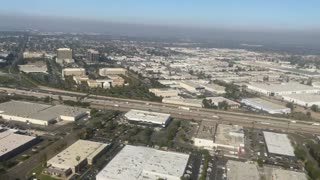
194, 121, 217, 149
246, 82, 320, 96
124, 109, 171, 127
201, 83, 226, 94
241, 98, 291, 114
62, 68, 86, 79
96, 145, 189, 180
207, 96, 240, 109
226, 160, 260, 180
214, 124, 245, 153
23, 51, 44, 59
263, 131, 295, 158
99, 68, 127, 76
282, 93, 320, 107
0, 129, 39, 161
107, 75, 125, 86
264, 167, 307, 180
0, 101, 89, 125
44, 140, 108, 179
162, 97, 203, 108
73, 76, 89, 85
149, 88, 179, 97
19, 61, 48, 73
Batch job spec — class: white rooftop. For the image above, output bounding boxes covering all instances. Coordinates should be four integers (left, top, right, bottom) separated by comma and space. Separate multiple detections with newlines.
215, 124, 244, 148
96, 145, 189, 180
226, 160, 260, 180
47, 140, 108, 171
265, 167, 307, 180
0, 130, 36, 157
263, 131, 295, 157
282, 93, 320, 103
248, 82, 319, 92
124, 110, 171, 125
242, 98, 288, 110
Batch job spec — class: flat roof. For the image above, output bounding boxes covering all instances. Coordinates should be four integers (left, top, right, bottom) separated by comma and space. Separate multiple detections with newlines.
195, 120, 216, 140
264, 167, 307, 180
0, 130, 36, 157
241, 98, 288, 110
263, 131, 295, 157
96, 145, 189, 180
124, 110, 171, 125
282, 93, 320, 103
226, 160, 260, 180
0, 101, 51, 120
215, 124, 244, 148
47, 140, 108, 171
0, 101, 89, 122
248, 82, 319, 92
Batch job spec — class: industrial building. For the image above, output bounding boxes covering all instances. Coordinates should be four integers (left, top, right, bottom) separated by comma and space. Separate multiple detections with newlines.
194, 123, 244, 154
86, 49, 99, 62
207, 96, 240, 109
44, 140, 108, 179
264, 167, 307, 180
246, 82, 320, 96
99, 68, 127, 76
194, 121, 217, 149
19, 61, 48, 74
0, 129, 39, 161
0, 101, 90, 125
149, 88, 179, 97
124, 109, 171, 127
162, 97, 203, 108
263, 131, 295, 158
214, 124, 245, 153
226, 160, 260, 180
96, 145, 189, 180
282, 93, 320, 107
241, 98, 291, 114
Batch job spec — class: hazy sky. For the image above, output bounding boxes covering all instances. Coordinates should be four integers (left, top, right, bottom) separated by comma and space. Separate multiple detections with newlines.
1, 0, 319, 31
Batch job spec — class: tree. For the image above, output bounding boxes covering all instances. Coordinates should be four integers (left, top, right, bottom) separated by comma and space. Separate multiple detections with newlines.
218, 101, 229, 110
306, 111, 311, 118
75, 156, 81, 173
311, 105, 319, 112
286, 102, 294, 111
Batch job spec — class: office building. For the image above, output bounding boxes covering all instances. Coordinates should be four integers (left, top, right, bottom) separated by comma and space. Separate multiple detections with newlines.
22, 51, 44, 59
19, 61, 48, 73
44, 140, 108, 179
99, 68, 127, 76
56, 48, 73, 64
86, 49, 99, 62
62, 68, 86, 78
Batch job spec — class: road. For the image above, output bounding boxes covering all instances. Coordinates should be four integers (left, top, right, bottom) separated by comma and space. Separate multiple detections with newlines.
1, 86, 320, 134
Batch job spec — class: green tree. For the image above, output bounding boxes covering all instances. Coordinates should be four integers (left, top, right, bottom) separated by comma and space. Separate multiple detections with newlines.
286, 102, 294, 111
311, 105, 319, 112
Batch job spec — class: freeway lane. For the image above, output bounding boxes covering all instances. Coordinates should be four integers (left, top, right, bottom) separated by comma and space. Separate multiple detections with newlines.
1, 86, 320, 134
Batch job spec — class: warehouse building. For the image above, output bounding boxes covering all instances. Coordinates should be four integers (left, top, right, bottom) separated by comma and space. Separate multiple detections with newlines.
214, 124, 245, 154
0, 101, 90, 125
124, 109, 171, 127
246, 82, 320, 96
241, 98, 291, 114
44, 140, 108, 179
264, 167, 307, 180
0, 129, 39, 161
201, 83, 226, 94
282, 93, 320, 107
149, 88, 179, 97
226, 160, 260, 180
263, 131, 295, 158
96, 145, 189, 180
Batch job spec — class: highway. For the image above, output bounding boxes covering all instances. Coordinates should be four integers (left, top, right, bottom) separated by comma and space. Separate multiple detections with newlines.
1, 86, 320, 134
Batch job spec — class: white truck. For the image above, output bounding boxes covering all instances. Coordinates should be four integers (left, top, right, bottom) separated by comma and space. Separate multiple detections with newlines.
178, 106, 190, 111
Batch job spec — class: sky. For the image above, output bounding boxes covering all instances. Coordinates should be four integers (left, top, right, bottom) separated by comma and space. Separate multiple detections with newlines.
0, 0, 319, 31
